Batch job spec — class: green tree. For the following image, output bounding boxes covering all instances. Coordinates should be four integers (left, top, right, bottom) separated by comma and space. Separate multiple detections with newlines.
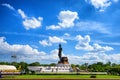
29, 62, 40, 66
80, 63, 88, 71
50, 63, 56, 66
88, 62, 105, 72
0, 62, 10, 65
112, 63, 118, 67
19, 62, 28, 74
71, 64, 76, 72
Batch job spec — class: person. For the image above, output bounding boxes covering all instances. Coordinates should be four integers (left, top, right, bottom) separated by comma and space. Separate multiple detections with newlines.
58, 44, 62, 61
0, 70, 2, 78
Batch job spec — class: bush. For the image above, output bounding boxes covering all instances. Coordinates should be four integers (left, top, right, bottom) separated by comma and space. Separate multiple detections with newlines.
31, 71, 35, 74
90, 75, 96, 78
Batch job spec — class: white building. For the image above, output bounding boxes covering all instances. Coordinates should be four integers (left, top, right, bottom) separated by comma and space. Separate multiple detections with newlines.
28, 64, 73, 73
0, 65, 20, 74
0, 65, 17, 71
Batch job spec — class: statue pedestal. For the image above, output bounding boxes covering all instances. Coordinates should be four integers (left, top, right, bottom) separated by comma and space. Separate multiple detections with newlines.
58, 57, 69, 64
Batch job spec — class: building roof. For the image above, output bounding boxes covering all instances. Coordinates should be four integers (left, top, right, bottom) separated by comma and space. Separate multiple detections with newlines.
0, 65, 17, 70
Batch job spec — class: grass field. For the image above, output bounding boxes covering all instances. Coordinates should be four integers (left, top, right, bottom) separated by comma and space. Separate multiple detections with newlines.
2, 74, 120, 79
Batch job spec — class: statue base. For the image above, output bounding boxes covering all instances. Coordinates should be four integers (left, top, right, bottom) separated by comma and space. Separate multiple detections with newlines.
58, 57, 69, 64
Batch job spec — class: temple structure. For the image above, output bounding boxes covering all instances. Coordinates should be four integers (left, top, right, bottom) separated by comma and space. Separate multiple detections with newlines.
28, 44, 72, 73
58, 44, 69, 64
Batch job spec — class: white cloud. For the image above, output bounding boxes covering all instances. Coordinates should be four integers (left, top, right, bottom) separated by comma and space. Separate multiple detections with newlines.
44, 49, 59, 61
22, 50, 57, 63
49, 36, 66, 43
64, 33, 70, 37
62, 33, 73, 41
76, 21, 110, 34
46, 25, 61, 30
86, 0, 111, 12
86, 0, 119, 12
40, 36, 67, 46
1, 3, 15, 11
91, 43, 113, 53
67, 52, 120, 64
75, 35, 113, 52
47, 10, 79, 30
23, 17, 43, 30
18, 9, 27, 19
0, 37, 120, 64
0, 37, 58, 63
0, 37, 44, 55
2, 3, 43, 30
110, 54, 120, 62
58, 10, 79, 28
17, 9, 43, 30
39, 40, 51, 47
75, 35, 93, 51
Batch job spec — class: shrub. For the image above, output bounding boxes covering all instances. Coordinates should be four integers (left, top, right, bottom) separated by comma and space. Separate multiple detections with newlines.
90, 75, 96, 78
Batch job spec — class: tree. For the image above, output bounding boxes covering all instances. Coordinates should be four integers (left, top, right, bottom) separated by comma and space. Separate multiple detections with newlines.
50, 63, 56, 66
106, 61, 111, 66
80, 63, 88, 71
96, 62, 103, 66
0, 62, 10, 65
109, 66, 120, 75
88, 62, 105, 72
29, 62, 40, 66
19, 62, 28, 74
71, 64, 76, 72
112, 63, 118, 67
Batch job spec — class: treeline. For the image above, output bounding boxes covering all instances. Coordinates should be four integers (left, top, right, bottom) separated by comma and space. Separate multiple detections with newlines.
0, 61, 56, 67
71, 62, 120, 75
0, 61, 120, 75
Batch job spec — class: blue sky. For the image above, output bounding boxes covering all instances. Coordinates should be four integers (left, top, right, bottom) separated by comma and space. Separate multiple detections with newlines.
0, 0, 120, 64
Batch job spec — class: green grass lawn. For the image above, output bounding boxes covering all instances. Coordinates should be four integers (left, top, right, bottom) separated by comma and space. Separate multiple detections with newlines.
2, 74, 120, 79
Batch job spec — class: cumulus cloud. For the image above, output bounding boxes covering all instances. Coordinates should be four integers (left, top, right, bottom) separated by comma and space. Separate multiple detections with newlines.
46, 10, 79, 30
39, 40, 52, 47
59, 51, 120, 64
41, 49, 59, 61
86, 0, 111, 12
49, 36, 66, 43
67, 52, 120, 64
75, 35, 93, 51
0, 36, 120, 64
75, 35, 113, 52
23, 17, 43, 30
0, 37, 42, 55
110, 54, 120, 63
85, 0, 119, 12
76, 21, 110, 34
91, 43, 113, 53
1, 3, 15, 11
58, 10, 79, 28
39, 36, 67, 46
18, 9, 43, 30
0, 37, 59, 63
1, 3, 43, 30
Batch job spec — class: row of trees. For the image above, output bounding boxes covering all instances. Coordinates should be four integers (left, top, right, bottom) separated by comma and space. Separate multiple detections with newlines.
0, 61, 120, 75
71, 62, 120, 75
